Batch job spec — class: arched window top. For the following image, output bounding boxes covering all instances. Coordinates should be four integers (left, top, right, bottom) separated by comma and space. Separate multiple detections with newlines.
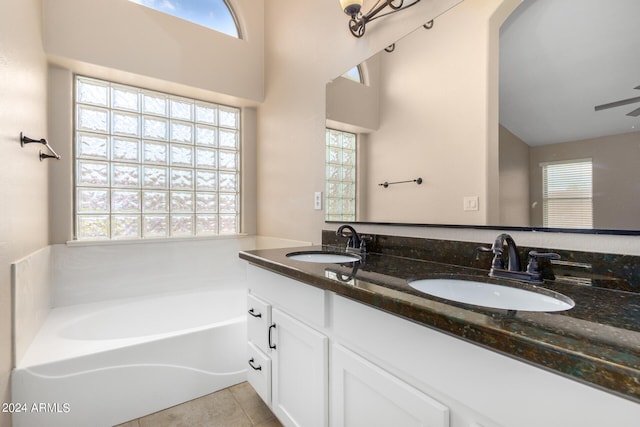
342, 65, 364, 84
130, 0, 240, 38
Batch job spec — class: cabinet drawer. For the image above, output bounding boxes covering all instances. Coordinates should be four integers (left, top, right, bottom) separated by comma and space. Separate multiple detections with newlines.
247, 265, 327, 328
247, 342, 271, 405
247, 293, 271, 353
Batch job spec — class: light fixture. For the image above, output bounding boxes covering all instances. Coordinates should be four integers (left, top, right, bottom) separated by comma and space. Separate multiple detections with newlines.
339, 0, 422, 38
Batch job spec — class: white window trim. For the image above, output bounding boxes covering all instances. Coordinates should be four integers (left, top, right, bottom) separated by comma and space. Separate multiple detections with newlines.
541, 158, 593, 229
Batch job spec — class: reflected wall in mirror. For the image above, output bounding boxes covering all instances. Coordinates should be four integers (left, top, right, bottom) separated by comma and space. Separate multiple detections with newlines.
326, 0, 640, 232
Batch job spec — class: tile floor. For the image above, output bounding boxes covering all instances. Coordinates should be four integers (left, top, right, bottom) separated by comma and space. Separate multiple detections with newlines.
115, 382, 282, 427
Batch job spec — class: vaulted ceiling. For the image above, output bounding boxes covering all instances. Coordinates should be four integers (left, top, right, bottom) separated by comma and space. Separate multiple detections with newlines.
499, 0, 640, 146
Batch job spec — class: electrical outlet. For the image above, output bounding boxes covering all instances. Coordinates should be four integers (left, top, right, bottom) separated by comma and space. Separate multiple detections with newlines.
463, 196, 479, 211
314, 192, 323, 210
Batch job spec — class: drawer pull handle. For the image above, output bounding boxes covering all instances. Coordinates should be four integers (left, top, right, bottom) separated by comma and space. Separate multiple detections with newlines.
248, 308, 262, 318
269, 324, 277, 349
248, 358, 262, 371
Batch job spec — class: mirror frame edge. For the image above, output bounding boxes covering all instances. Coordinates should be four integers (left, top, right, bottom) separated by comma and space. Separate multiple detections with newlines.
325, 220, 640, 236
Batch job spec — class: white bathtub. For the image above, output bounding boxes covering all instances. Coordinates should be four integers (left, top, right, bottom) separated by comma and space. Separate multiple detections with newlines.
12, 287, 247, 427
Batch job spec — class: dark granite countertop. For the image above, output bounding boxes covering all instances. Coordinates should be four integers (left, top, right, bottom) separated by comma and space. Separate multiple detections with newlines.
239, 245, 640, 403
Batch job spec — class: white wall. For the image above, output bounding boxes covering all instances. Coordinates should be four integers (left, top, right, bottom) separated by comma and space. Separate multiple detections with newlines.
42, 0, 264, 104
0, 0, 49, 424
326, 55, 381, 133
50, 237, 258, 307
365, 1, 500, 225
11, 248, 52, 368
258, 0, 465, 243
499, 125, 530, 225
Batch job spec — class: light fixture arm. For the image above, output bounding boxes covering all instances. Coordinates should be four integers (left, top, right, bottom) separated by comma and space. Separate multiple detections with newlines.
344, 0, 422, 38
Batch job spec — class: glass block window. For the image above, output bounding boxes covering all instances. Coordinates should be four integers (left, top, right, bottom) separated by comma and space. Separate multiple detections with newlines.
326, 129, 356, 221
75, 76, 241, 240
129, 0, 240, 38
541, 159, 593, 229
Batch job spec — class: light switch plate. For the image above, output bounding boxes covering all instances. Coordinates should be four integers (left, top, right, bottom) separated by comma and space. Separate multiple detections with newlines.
463, 196, 479, 211
314, 192, 323, 210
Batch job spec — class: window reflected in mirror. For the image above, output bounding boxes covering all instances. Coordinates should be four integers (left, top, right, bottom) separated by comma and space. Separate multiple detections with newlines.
541, 159, 593, 229
341, 66, 364, 84
326, 129, 357, 221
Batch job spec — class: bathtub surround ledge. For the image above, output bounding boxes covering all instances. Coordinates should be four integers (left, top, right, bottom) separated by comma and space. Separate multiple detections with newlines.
11, 246, 53, 366
50, 236, 311, 306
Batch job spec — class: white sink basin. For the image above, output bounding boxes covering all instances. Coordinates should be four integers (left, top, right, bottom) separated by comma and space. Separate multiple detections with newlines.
286, 251, 361, 264
408, 279, 575, 312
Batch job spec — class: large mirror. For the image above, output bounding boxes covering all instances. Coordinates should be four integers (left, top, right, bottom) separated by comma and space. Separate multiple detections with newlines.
326, 0, 640, 232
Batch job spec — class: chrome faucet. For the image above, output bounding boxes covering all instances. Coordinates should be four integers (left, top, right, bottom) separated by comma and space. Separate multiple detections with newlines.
477, 233, 560, 283
336, 225, 369, 253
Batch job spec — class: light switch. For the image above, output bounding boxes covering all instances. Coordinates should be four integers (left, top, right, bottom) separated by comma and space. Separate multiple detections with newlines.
463, 196, 479, 211
314, 192, 323, 210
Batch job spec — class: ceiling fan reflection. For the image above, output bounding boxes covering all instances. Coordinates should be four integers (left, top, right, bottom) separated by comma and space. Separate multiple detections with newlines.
594, 85, 640, 117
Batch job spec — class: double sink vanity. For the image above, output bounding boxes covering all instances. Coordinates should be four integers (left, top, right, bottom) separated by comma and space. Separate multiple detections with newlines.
239, 227, 640, 427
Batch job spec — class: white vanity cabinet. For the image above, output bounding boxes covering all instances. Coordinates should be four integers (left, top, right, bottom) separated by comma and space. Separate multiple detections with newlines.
331, 343, 449, 427
245, 263, 640, 427
246, 266, 329, 427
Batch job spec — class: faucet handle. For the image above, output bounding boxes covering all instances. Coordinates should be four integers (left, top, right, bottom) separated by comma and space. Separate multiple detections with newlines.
476, 246, 504, 269
475, 246, 492, 255
526, 251, 561, 275
359, 234, 372, 253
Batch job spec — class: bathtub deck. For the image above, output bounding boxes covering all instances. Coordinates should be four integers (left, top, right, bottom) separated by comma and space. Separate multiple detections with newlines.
115, 382, 282, 427
19, 297, 161, 368
18, 287, 245, 368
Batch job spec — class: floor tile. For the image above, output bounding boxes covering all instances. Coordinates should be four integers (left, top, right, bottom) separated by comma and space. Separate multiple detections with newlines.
138, 389, 251, 427
115, 382, 279, 427
254, 418, 284, 427
230, 382, 277, 425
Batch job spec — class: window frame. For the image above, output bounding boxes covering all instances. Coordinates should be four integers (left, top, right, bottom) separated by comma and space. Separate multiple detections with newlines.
541, 158, 593, 229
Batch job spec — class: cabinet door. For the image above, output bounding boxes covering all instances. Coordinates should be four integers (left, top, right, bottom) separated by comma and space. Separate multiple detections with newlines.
332, 344, 450, 427
271, 308, 328, 427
